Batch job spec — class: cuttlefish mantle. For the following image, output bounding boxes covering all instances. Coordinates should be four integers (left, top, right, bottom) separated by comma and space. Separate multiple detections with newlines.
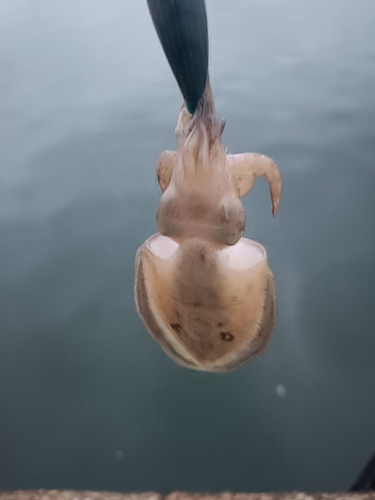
135, 84, 282, 372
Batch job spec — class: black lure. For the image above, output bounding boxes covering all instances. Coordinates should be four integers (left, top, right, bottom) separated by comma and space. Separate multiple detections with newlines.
147, 0, 209, 115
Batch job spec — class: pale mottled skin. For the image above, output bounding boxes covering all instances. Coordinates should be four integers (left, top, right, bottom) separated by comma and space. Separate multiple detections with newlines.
134, 82, 282, 372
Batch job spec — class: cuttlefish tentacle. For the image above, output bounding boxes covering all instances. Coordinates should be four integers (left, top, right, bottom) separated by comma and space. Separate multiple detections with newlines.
135, 80, 282, 372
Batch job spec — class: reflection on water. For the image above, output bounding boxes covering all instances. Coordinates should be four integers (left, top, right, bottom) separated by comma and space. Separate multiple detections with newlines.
1, 0, 375, 493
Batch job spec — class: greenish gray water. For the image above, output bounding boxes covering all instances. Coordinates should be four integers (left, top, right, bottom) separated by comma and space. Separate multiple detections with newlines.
1, 0, 375, 493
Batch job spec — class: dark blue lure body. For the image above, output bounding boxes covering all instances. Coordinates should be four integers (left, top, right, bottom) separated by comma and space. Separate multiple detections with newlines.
147, 0, 209, 115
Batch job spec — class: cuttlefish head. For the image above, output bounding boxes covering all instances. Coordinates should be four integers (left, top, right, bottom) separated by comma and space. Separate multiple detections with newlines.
135, 85, 281, 371
156, 90, 247, 246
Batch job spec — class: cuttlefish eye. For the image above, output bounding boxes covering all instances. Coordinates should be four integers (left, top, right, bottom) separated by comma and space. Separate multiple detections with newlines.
135, 234, 275, 372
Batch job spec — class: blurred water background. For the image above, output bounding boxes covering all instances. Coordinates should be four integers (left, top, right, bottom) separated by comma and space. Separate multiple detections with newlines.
1, 0, 375, 493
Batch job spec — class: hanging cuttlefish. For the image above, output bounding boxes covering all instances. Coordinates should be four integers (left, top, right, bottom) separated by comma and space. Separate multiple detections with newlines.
135, 0, 282, 372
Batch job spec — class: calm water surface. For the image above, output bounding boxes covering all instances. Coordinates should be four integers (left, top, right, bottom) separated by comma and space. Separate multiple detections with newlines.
1, 0, 375, 493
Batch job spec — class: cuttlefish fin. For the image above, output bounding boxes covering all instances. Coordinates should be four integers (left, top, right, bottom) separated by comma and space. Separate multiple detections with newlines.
156, 150, 176, 192
227, 153, 282, 216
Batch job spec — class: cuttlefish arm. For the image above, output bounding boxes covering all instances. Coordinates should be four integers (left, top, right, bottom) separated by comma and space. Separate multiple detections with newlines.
156, 150, 175, 193
157, 149, 281, 216
227, 153, 282, 216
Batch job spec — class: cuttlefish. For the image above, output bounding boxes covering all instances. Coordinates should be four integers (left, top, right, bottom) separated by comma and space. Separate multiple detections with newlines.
135, 82, 281, 372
